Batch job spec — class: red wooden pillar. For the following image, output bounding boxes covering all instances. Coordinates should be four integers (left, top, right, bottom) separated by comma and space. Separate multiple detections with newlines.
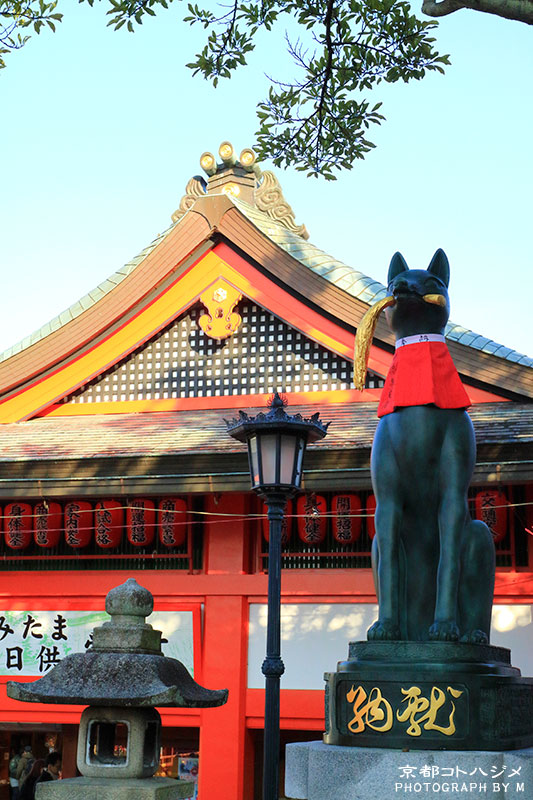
198, 594, 250, 799
198, 494, 254, 800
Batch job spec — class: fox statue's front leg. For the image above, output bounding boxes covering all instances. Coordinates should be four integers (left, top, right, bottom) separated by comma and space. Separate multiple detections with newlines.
367, 417, 403, 641
429, 411, 476, 640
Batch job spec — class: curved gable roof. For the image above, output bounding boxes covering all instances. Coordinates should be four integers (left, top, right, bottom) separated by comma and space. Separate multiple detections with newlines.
1, 160, 532, 371
0, 155, 531, 410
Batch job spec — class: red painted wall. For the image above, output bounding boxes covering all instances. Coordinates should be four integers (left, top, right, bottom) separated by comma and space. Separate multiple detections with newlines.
0, 506, 531, 799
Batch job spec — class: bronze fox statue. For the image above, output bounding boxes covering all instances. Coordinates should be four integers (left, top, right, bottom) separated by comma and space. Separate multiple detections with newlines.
358, 249, 495, 643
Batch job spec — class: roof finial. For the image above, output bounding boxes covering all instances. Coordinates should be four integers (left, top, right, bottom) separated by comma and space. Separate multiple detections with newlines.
199, 143, 258, 178
172, 143, 309, 239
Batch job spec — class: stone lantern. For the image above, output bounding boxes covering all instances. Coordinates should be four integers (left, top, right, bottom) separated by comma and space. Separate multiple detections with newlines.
7, 578, 228, 799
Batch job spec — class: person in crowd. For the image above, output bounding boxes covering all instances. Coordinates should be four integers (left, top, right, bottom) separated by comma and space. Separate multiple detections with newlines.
8, 747, 21, 800
35, 752, 61, 784
19, 759, 45, 800
16, 747, 34, 788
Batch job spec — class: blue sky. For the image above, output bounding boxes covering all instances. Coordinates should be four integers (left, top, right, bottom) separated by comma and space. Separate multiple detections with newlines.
1, 2, 532, 359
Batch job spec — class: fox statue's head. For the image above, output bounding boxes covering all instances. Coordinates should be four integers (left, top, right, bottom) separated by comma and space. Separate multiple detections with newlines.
353, 248, 451, 391
385, 249, 450, 339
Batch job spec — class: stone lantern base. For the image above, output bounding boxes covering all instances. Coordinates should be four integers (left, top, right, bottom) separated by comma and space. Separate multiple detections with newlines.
35, 776, 195, 800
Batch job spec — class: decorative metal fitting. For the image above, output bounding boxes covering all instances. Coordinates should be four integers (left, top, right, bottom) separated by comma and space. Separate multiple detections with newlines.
218, 141, 237, 165
199, 151, 217, 175
198, 279, 242, 339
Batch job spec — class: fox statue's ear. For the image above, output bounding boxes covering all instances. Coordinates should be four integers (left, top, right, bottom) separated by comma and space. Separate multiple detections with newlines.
387, 252, 409, 284
427, 248, 450, 287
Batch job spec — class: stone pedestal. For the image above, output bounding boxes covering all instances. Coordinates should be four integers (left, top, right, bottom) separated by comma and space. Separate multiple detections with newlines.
324, 641, 533, 750
285, 741, 533, 800
35, 777, 195, 800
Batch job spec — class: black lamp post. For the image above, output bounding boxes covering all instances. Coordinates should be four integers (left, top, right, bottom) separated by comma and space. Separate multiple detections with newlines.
226, 393, 328, 800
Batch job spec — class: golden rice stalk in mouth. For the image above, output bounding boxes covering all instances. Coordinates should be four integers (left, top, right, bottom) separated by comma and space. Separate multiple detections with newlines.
353, 296, 395, 391
423, 293, 447, 307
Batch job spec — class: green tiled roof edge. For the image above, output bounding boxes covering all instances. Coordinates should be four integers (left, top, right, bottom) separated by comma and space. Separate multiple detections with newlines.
234, 198, 533, 369
0, 222, 177, 365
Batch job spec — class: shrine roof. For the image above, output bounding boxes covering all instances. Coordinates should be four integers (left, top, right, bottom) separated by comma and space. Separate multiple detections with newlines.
0, 402, 530, 462
232, 198, 532, 367
0, 143, 531, 375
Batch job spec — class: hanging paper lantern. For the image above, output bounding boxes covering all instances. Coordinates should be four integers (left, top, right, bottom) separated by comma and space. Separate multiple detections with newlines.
331, 494, 362, 544
158, 498, 188, 547
296, 493, 327, 545
127, 499, 155, 547
366, 494, 377, 540
95, 500, 124, 549
4, 502, 32, 550
34, 501, 62, 548
64, 501, 93, 548
262, 501, 292, 545
475, 489, 509, 544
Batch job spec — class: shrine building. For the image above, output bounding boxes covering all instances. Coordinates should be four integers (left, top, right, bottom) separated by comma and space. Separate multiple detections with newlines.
0, 143, 531, 799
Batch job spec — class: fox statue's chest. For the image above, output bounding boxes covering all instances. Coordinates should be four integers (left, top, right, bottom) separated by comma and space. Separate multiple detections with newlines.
378, 334, 471, 418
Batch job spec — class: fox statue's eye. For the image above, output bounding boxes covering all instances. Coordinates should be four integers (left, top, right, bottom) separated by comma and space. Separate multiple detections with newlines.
425, 276, 446, 291
425, 275, 448, 292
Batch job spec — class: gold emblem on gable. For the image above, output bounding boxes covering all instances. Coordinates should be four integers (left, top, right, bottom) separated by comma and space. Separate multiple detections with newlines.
198, 280, 243, 339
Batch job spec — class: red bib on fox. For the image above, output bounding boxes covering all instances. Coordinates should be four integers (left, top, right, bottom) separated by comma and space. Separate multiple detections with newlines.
378, 336, 470, 417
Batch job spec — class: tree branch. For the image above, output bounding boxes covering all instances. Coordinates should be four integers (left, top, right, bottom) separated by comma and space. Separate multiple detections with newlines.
315, 0, 336, 170
215, 0, 239, 73
422, 0, 533, 23
421, 0, 464, 15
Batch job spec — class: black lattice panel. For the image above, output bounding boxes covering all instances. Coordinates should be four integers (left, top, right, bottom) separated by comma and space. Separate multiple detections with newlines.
63, 302, 384, 403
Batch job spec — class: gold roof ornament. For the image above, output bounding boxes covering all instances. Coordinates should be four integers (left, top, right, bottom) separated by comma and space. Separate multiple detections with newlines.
171, 143, 309, 240
218, 141, 237, 167
199, 151, 217, 176
198, 279, 243, 340
239, 148, 257, 170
